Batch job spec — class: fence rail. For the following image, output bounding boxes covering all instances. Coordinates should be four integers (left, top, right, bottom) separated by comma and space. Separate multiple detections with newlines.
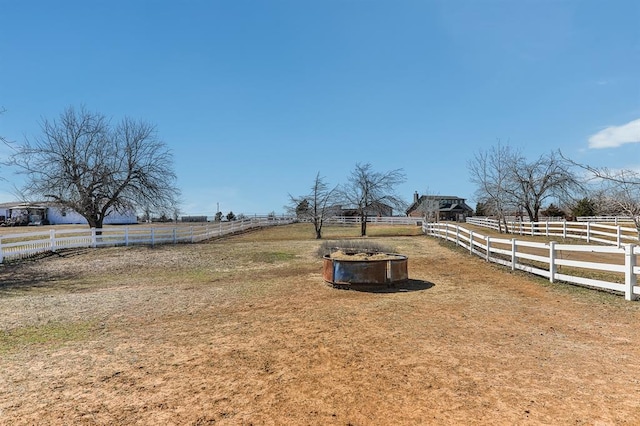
466, 217, 639, 247
0, 218, 294, 263
424, 222, 639, 301
576, 216, 636, 223
325, 216, 422, 225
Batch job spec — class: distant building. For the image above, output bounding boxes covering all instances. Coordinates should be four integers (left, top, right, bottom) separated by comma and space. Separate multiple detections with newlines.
406, 192, 473, 221
0, 202, 137, 226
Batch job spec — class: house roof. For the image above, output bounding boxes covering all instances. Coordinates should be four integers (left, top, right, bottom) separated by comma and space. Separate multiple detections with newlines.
0, 201, 54, 209
439, 203, 473, 213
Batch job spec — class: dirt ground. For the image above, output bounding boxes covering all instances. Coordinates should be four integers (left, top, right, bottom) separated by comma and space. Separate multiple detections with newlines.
1, 223, 640, 425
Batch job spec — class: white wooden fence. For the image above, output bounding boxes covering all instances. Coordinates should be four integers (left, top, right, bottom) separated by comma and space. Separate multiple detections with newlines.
0, 217, 294, 263
325, 216, 422, 225
576, 216, 635, 223
424, 222, 639, 301
466, 217, 639, 247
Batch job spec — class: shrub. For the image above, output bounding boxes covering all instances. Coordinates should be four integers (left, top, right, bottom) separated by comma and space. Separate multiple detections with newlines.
316, 239, 396, 258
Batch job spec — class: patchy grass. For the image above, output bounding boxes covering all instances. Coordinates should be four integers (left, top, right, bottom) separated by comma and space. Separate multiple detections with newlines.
0, 320, 95, 354
249, 251, 297, 263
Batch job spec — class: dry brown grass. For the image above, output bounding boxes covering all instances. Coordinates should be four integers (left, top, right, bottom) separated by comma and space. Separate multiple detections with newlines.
1, 223, 640, 425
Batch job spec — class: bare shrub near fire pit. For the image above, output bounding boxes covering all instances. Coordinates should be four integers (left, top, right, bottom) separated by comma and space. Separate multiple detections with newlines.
316, 239, 396, 258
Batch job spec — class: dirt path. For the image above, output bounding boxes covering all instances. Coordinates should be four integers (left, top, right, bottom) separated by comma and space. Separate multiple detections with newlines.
1, 224, 639, 425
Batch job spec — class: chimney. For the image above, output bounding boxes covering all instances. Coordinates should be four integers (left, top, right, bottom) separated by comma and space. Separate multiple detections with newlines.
414, 191, 419, 203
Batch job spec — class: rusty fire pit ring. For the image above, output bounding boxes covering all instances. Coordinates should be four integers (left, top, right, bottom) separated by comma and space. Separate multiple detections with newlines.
322, 253, 408, 288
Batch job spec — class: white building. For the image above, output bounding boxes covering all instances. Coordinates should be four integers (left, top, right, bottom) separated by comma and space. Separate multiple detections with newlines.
0, 202, 137, 226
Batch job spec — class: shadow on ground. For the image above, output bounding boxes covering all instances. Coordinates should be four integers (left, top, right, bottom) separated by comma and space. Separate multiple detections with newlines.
334, 279, 435, 294
0, 252, 82, 294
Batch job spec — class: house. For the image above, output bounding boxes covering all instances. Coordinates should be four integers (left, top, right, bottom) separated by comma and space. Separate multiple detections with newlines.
406, 192, 473, 221
0, 201, 137, 226
0, 203, 49, 226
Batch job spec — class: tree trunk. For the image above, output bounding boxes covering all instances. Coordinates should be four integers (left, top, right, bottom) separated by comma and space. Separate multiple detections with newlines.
87, 216, 104, 235
314, 218, 323, 239
360, 214, 367, 236
501, 216, 510, 234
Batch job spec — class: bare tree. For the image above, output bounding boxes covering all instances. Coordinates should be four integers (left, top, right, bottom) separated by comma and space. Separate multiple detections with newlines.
468, 143, 517, 232
341, 163, 406, 236
600, 181, 640, 238
506, 150, 578, 222
0, 107, 10, 179
10, 106, 180, 229
287, 172, 337, 239
411, 189, 441, 222
471, 145, 579, 230
565, 159, 640, 238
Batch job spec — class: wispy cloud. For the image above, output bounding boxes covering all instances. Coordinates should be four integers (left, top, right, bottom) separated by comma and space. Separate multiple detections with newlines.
588, 118, 640, 149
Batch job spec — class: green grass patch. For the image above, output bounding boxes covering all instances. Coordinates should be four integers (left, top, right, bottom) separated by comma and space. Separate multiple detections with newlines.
0, 320, 95, 353
250, 251, 297, 263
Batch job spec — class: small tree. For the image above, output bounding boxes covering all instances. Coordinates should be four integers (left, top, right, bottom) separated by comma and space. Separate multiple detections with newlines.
295, 199, 310, 217
287, 172, 337, 239
214, 211, 223, 222
341, 163, 406, 236
541, 203, 565, 218
468, 142, 517, 233
226, 211, 236, 221
570, 197, 597, 218
414, 195, 440, 222
475, 202, 489, 216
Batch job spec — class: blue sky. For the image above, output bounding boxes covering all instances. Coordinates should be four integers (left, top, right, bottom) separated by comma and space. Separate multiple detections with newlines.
1, 0, 638, 216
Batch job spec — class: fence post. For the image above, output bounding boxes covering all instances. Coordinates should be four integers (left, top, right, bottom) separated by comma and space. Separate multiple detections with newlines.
125, 227, 129, 246
546, 221, 549, 237
469, 231, 474, 254
151, 228, 155, 246
586, 222, 591, 243
173, 228, 177, 244
190, 226, 194, 243
625, 244, 637, 301
0, 236, 4, 263
617, 225, 622, 248
486, 236, 491, 261
91, 228, 97, 248
511, 238, 517, 271
563, 220, 567, 239
549, 241, 556, 283
50, 229, 56, 253
455, 226, 460, 246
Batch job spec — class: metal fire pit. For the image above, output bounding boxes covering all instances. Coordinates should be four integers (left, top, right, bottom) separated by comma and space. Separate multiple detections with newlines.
323, 253, 408, 288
